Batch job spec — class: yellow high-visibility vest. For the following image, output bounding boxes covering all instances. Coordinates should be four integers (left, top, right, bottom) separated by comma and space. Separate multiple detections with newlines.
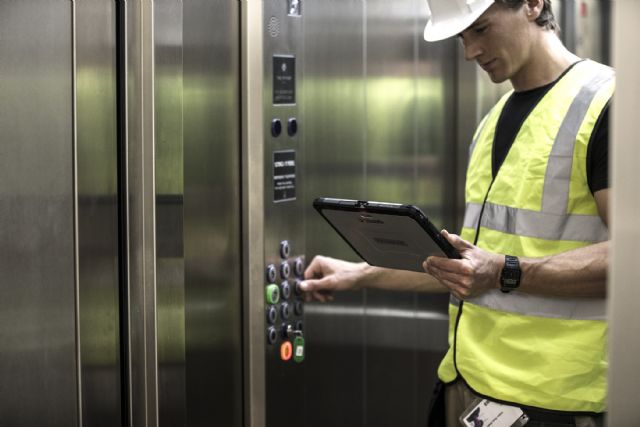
438, 60, 615, 413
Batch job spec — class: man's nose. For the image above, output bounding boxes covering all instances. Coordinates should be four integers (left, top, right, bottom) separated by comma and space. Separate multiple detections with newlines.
464, 41, 483, 61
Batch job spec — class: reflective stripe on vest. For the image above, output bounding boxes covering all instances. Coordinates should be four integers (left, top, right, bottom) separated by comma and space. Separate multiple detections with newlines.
438, 60, 614, 413
463, 201, 608, 242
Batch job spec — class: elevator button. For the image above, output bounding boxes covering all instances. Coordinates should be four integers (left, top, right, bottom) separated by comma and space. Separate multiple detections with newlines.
266, 284, 280, 305
293, 335, 305, 363
271, 118, 282, 137
280, 341, 293, 361
287, 118, 298, 136
266, 305, 278, 324
279, 240, 291, 259
280, 302, 291, 320
294, 257, 305, 278
267, 326, 278, 345
294, 300, 303, 316
280, 281, 291, 300
280, 261, 290, 279
294, 279, 303, 296
266, 264, 277, 283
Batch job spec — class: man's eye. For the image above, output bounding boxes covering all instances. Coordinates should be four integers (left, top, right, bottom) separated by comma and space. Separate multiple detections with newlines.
475, 26, 488, 34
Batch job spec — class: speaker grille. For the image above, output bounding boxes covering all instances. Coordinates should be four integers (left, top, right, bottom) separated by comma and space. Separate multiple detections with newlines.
268, 16, 280, 38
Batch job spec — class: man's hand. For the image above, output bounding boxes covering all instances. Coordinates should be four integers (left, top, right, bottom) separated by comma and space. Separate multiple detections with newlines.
299, 256, 367, 302
424, 230, 502, 300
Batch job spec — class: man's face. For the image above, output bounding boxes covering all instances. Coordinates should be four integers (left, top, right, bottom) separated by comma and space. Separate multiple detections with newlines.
458, 3, 535, 84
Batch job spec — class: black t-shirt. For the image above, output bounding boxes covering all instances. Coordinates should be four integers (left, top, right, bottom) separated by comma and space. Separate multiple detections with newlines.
492, 63, 609, 194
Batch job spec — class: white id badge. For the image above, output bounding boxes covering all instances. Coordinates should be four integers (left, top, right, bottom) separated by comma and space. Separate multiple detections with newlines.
459, 398, 529, 427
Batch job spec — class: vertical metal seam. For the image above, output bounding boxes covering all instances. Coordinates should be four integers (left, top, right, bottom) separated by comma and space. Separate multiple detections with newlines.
146, 1, 159, 424
238, 2, 247, 426
116, 0, 133, 424
411, 2, 420, 422
361, 3, 368, 427
71, 1, 83, 425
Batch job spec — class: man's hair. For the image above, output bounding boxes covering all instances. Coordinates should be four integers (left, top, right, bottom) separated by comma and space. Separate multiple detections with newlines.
495, 0, 559, 32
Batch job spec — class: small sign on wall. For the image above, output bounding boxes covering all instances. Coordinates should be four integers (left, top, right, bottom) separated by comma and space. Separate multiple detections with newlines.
273, 150, 296, 202
273, 55, 296, 105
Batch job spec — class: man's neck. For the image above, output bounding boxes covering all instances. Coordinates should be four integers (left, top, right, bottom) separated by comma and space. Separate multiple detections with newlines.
511, 32, 581, 92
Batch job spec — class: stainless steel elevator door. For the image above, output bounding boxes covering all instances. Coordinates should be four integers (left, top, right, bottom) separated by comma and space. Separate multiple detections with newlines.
303, 0, 454, 425
182, 1, 244, 426
0, 2, 78, 425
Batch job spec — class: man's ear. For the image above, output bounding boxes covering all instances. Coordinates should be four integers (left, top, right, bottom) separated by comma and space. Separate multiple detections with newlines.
525, 0, 544, 21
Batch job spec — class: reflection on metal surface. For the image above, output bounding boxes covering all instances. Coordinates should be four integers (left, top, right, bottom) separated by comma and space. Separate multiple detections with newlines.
155, 1, 186, 426
75, 1, 122, 425
302, 0, 453, 425
183, 1, 243, 426
305, 304, 448, 321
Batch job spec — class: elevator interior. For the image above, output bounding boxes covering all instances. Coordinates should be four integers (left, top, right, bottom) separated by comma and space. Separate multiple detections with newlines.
0, 1, 613, 426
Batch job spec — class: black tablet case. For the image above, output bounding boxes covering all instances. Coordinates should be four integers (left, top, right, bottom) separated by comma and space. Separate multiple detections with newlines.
313, 198, 460, 272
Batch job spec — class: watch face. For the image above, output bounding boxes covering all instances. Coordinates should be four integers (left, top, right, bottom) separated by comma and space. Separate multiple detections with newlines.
500, 256, 521, 291
501, 269, 521, 287
502, 277, 518, 286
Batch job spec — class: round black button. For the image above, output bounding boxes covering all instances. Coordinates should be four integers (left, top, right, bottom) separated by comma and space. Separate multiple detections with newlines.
287, 118, 298, 136
271, 119, 282, 137
266, 306, 277, 324
280, 281, 291, 300
280, 302, 291, 320
279, 240, 291, 259
280, 261, 290, 279
294, 257, 305, 278
266, 264, 277, 283
266, 327, 278, 345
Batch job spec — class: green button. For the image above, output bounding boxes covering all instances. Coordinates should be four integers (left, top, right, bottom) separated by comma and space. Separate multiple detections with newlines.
293, 336, 305, 363
266, 284, 280, 305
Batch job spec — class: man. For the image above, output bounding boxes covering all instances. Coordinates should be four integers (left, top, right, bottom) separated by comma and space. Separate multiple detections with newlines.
300, 0, 613, 426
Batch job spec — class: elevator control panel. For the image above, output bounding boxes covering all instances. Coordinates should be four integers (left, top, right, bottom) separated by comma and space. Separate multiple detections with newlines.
263, 1, 305, 424
264, 240, 305, 363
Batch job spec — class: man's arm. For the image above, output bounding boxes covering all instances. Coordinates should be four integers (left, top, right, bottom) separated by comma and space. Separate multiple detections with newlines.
300, 256, 447, 302
425, 189, 609, 300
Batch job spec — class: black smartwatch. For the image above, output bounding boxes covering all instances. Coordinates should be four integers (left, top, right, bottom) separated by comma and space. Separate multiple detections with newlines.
500, 255, 521, 293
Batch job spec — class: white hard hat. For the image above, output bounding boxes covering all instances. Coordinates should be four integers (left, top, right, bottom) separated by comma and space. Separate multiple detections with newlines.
424, 0, 495, 42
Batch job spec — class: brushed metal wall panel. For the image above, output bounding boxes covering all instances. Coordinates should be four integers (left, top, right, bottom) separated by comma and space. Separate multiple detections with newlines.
154, 2, 186, 426
302, 1, 454, 426
75, 1, 122, 426
364, 0, 421, 425
0, 2, 78, 425
183, 1, 243, 425
302, 0, 367, 426
364, 1, 451, 425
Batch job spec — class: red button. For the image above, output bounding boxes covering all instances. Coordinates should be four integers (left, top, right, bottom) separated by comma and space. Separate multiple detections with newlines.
280, 341, 293, 361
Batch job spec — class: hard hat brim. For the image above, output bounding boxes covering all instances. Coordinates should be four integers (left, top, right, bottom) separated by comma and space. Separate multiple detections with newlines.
423, 3, 493, 42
